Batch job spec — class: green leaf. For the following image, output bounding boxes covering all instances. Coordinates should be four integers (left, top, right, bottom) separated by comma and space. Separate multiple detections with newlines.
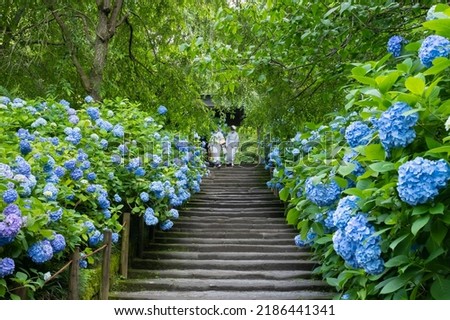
425, 248, 445, 264
364, 144, 385, 161
279, 187, 290, 201
384, 255, 409, 268
426, 146, 450, 156
412, 205, 428, 216
430, 203, 445, 215
369, 161, 395, 173
351, 75, 377, 86
424, 58, 450, 76
338, 163, 356, 177
389, 234, 409, 250
286, 208, 300, 225
423, 19, 450, 38
375, 71, 401, 93
411, 216, 430, 236
405, 76, 425, 95
431, 278, 450, 299
15, 272, 28, 281
343, 188, 365, 198
333, 176, 348, 189
315, 236, 332, 244
380, 276, 409, 294
431, 222, 448, 245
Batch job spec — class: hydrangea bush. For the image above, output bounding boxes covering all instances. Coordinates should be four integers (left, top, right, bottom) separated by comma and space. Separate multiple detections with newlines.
266, 6, 450, 299
0, 96, 207, 298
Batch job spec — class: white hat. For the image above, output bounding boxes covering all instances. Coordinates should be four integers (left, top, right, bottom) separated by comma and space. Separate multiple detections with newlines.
231, 125, 237, 130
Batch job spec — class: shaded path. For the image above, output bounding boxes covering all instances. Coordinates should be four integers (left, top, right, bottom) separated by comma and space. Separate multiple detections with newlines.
110, 165, 332, 299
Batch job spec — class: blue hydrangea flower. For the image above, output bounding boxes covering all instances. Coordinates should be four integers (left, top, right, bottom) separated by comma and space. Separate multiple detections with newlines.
64, 127, 82, 145
333, 196, 360, 229
118, 144, 128, 155
88, 230, 103, 247
79, 259, 88, 269
168, 208, 179, 219
86, 172, 96, 181
98, 196, 110, 209
294, 229, 316, 247
96, 119, 113, 131
28, 240, 53, 264
333, 213, 384, 275
112, 233, 119, 244
373, 102, 418, 152
19, 140, 32, 155
84, 221, 96, 233
135, 167, 146, 177
50, 234, 66, 253
157, 105, 168, 115
31, 117, 47, 128
3, 204, 21, 217
419, 35, 450, 67
140, 192, 150, 202
160, 219, 173, 231
305, 177, 341, 207
64, 159, 77, 171
13, 156, 31, 176
0, 214, 22, 245
103, 209, 111, 219
86, 107, 100, 121
49, 207, 63, 222
387, 35, 407, 57
70, 168, 83, 181
345, 121, 373, 148
144, 208, 158, 226
112, 124, 124, 138
0, 163, 14, 179
100, 139, 108, 149
68, 115, 79, 125
86, 185, 97, 193
149, 181, 165, 199
3, 189, 18, 204
397, 157, 450, 205
84, 95, 94, 103
113, 194, 122, 203
0, 258, 15, 278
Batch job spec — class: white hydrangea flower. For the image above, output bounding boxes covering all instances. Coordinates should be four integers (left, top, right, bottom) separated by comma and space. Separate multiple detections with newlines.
445, 116, 450, 131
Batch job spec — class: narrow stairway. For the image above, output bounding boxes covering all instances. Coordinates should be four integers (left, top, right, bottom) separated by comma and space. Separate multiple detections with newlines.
110, 165, 332, 299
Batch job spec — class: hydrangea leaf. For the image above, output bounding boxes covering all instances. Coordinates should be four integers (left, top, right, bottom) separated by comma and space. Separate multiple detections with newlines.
363, 144, 385, 161
379, 276, 409, 294
431, 278, 450, 299
405, 77, 425, 95
389, 234, 409, 250
424, 58, 450, 76
411, 216, 430, 236
384, 255, 409, 268
431, 222, 447, 245
369, 161, 395, 173
423, 19, 450, 38
279, 187, 290, 202
286, 208, 300, 225
430, 203, 445, 215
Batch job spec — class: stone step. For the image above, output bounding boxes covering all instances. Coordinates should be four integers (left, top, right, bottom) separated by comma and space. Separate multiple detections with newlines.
131, 259, 317, 271
140, 251, 311, 260
171, 223, 294, 231
110, 290, 333, 300
146, 243, 305, 253
154, 231, 295, 239
115, 278, 329, 292
127, 268, 315, 280
176, 216, 288, 224
153, 237, 295, 245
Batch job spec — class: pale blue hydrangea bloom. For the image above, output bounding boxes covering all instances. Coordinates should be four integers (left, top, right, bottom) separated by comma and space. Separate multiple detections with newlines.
160, 219, 174, 231
373, 102, 418, 152
397, 157, 450, 205
305, 177, 341, 207
344, 121, 373, 148
419, 35, 450, 67
0, 258, 15, 278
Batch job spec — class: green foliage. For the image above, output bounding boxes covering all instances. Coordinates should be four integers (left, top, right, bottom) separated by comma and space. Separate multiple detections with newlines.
265, 5, 450, 299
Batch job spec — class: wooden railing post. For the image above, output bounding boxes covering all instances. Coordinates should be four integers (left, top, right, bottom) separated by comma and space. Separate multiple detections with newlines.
100, 229, 112, 300
68, 247, 80, 300
120, 212, 131, 279
138, 215, 145, 259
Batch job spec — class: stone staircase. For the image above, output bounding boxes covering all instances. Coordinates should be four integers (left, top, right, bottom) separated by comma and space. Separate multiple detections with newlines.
110, 165, 333, 300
